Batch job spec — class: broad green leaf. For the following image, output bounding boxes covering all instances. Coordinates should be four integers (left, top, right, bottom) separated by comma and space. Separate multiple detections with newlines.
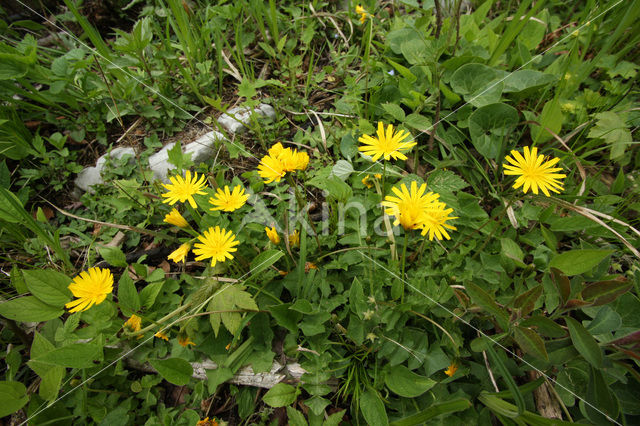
323, 409, 346, 426
304, 395, 330, 416
468, 103, 519, 159
520, 316, 565, 338
581, 279, 632, 306
286, 407, 308, 426
500, 238, 526, 267
206, 367, 233, 393
269, 303, 302, 332
503, 70, 555, 93
550, 268, 570, 305
450, 63, 503, 95
0, 381, 29, 418
427, 170, 468, 194
209, 284, 257, 336
0, 296, 63, 322
588, 111, 632, 160
585, 366, 620, 423
549, 249, 614, 276
39, 365, 64, 401
23, 269, 72, 307
381, 103, 405, 121
403, 113, 431, 132
150, 358, 193, 386
289, 299, 313, 314
331, 160, 353, 180
587, 306, 622, 335
532, 99, 563, 143
263, 383, 298, 407
360, 389, 388, 426
465, 282, 510, 331
140, 281, 163, 309
98, 245, 127, 267
30, 342, 102, 369
565, 317, 603, 368
385, 365, 436, 397
514, 326, 548, 360
390, 398, 471, 426
512, 285, 543, 317
117, 273, 140, 313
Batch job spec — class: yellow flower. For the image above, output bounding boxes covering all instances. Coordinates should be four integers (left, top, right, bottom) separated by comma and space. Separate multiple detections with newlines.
444, 362, 458, 377
362, 175, 374, 188
355, 5, 368, 24
161, 171, 208, 208
503, 146, 566, 196
65, 267, 113, 313
178, 334, 196, 347
193, 226, 240, 267
265, 226, 280, 244
291, 150, 309, 171
258, 153, 286, 183
420, 202, 458, 241
381, 181, 440, 231
196, 418, 218, 426
359, 122, 416, 162
374, 173, 382, 179
164, 208, 189, 228
154, 331, 170, 341
288, 230, 300, 247
168, 243, 191, 263
123, 314, 142, 332
209, 185, 249, 212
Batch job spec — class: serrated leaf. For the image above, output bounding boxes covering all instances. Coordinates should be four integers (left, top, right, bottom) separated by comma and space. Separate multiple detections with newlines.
381, 103, 405, 121
98, 245, 127, 267
286, 407, 308, 426
150, 358, 193, 386
385, 365, 436, 397
427, 170, 468, 194
403, 113, 431, 131
23, 269, 72, 307
263, 383, 298, 407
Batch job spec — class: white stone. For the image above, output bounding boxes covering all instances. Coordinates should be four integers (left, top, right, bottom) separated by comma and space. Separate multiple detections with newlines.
96, 146, 136, 168
74, 147, 137, 193
184, 131, 225, 164
148, 141, 177, 183
217, 103, 276, 134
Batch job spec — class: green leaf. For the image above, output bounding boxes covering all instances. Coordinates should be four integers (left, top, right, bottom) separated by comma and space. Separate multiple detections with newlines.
98, 245, 128, 267
585, 366, 620, 423
331, 160, 353, 180
30, 342, 102, 368
532, 99, 564, 144
465, 282, 510, 331
468, 103, 519, 159
0, 381, 29, 418
390, 398, 471, 426
0, 296, 63, 322
23, 269, 72, 307
403, 113, 431, 131
360, 388, 388, 426
39, 365, 64, 401
513, 326, 548, 360
588, 111, 632, 160
385, 365, 436, 397
549, 249, 614, 276
209, 284, 257, 336
117, 272, 140, 313
286, 407, 308, 426
269, 303, 302, 332
427, 170, 468, 194
550, 267, 570, 305
500, 238, 526, 268
140, 281, 164, 309
512, 285, 543, 317
251, 250, 284, 277
581, 279, 632, 306
503, 70, 555, 93
206, 367, 233, 393
263, 383, 298, 407
381, 103, 405, 121
323, 410, 346, 426
150, 358, 193, 386
520, 316, 565, 338
565, 317, 603, 368
304, 394, 331, 416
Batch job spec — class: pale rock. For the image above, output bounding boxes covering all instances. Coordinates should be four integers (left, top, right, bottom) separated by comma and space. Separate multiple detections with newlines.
217, 103, 276, 134
184, 131, 225, 164
74, 146, 136, 193
148, 141, 177, 183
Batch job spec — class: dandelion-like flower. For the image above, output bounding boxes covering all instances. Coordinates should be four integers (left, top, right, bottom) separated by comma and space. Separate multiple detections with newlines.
65, 267, 113, 313
155, 331, 169, 341
178, 334, 196, 347
164, 208, 189, 228
209, 185, 249, 212
382, 181, 440, 230
196, 417, 218, 426
355, 5, 368, 24
362, 175, 374, 188
265, 226, 280, 244
420, 202, 458, 241
124, 314, 142, 332
444, 362, 458, 377
161, 171, 208, 208
168, 243, 191, 263
359, 122, 416, 162
503, 146, 566, 196
257, 142, 309, 183
193, 226, 239, 267
258, 154, 286, 183
289, 229, 300, 247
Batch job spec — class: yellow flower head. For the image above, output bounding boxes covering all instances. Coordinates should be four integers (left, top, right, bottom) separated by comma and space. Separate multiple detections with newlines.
374, 173, 382, 179
209, 185, 249, 212
258, 153, 286, 183
359, 122, 416, 162
362, 175, 374, 188
178, 334, 196, 348
161, 171, 208, 208
503, 146, 566, 196
291, 150, 309, 171
265, 226, 280, 244
155, 330, 170, 341
381, 181, 440, 230
355, 5, 368, 24
420, 202, 458, 241
124, 314, 142, 332
289, 229, 300, 247
168, 243, 191, 263
65, 267, 113, 313
444, 362, 458, 377
164, 208, 189, 228
196, 418, 218, 426
193, 226, 240, 267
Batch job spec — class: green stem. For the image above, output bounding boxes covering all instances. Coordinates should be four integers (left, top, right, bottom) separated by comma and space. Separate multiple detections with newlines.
400, 232, 408, 303
186, 204, 203, 230
131, 303, 192, 336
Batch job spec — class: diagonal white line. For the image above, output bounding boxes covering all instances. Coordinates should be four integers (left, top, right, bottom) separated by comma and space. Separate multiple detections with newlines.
358, 250, 622, 424
21, 251, 282, 424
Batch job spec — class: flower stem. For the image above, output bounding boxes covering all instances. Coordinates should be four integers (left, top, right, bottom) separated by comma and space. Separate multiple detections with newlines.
186, 204, 203, 229
400, 231, 408, 303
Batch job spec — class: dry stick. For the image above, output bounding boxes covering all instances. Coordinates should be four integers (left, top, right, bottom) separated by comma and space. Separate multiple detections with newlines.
482, 349, 500, 392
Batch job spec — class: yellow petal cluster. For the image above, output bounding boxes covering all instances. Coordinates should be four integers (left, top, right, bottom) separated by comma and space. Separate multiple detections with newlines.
444, 362, 458, 377
154, 330, 170, 341
503, 146, 566, 196
288, 229, 300, 247
164, 208, 189, 228
168, 243, 191, 263
257, 142, 309, 183
193, 226, 240, 267
265, 226, 280, 244
355, 5, 368, 24
65, 267, 113, 313
359, 122, 416, 162
209, 185, 249, 212
123, 314, 142, 332
161, 171, 208, 208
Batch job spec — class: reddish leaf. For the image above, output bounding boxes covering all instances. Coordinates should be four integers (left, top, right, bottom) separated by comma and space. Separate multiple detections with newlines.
550, 267, 570, 305
581, 279, 632, 306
